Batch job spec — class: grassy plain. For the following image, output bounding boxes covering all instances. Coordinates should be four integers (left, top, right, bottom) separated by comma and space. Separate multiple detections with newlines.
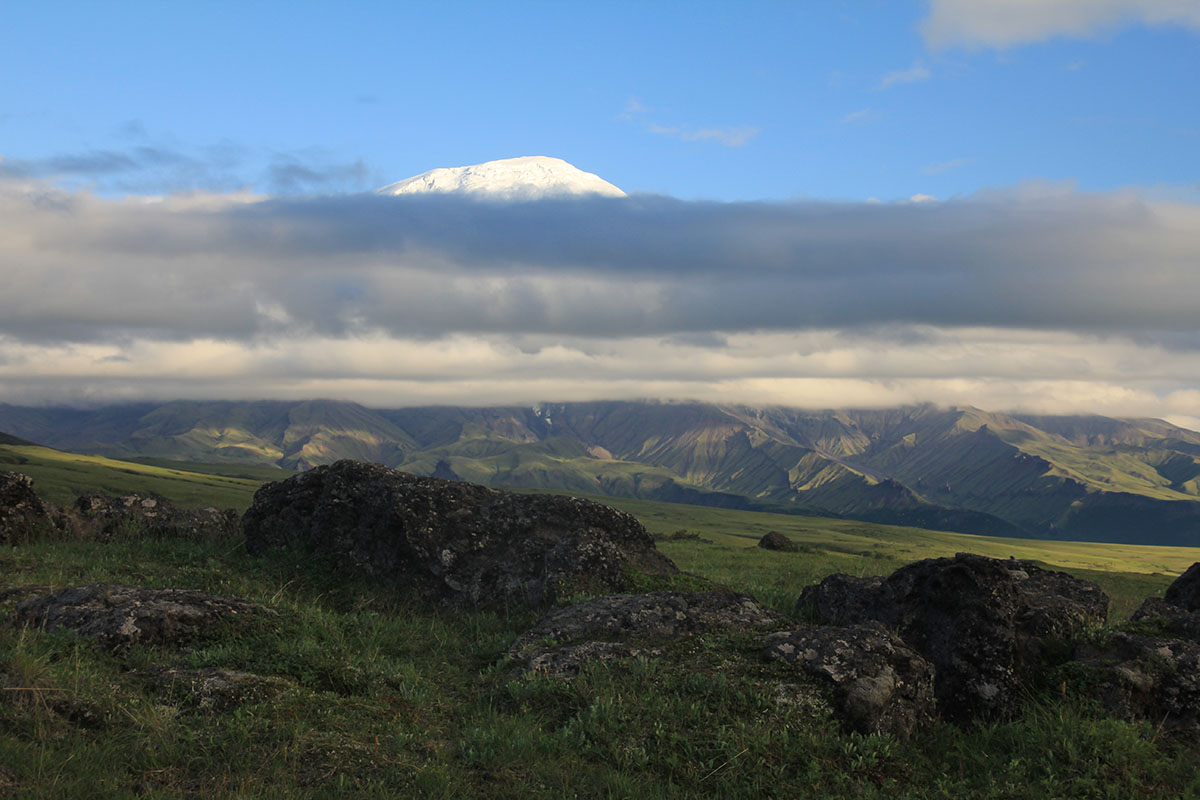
2, 449, 1200, 797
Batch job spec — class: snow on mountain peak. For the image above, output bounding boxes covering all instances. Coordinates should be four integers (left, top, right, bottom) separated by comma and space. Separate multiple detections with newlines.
377, 156, 626, 200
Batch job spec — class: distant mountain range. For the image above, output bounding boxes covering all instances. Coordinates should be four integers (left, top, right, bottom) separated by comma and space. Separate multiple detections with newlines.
2, 399, 1199, 546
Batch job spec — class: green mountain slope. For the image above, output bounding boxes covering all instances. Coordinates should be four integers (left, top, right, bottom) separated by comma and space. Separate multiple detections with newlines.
3, 400, 1200, 545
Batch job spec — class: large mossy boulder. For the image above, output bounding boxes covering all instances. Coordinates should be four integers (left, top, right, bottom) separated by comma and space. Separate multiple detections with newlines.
797, 553, 1109, 722
242, 460, 678, 609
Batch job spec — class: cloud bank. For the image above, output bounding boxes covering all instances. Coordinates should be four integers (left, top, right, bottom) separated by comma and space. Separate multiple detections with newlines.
2, 174, 1199, 422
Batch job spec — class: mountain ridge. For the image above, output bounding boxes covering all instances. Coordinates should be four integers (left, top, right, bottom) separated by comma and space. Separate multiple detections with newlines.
3, 399, 1199, 545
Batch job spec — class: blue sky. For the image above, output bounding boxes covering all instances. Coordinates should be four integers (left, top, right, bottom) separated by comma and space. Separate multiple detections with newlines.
3, 1, 1196, 201
2, 1, 1200, 426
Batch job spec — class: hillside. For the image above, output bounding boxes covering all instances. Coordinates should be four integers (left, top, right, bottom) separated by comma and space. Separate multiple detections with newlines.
3, 400, 1200, 545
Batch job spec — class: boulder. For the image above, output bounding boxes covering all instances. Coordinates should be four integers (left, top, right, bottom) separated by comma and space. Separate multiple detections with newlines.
12, 584, 270, 650
0, 471, 58, 544
757, 531, 799, 552
797, 553, 1108, 722
1164, 562, 1200, 612
509, 591, 781, 676
242, 460, 677, 608
763, 624, 936, 738
1073, 632, 1200, 731
74, 493, 239, 541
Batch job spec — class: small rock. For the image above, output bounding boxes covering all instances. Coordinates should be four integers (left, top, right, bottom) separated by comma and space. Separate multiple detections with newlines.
764, 624, 935, 738
74, 494, 239, 541
0, 471, 59, 544
144, 667, 288, 712
757, 531, 799, 552
509, 590, 781, 676
12, 584, 271, 650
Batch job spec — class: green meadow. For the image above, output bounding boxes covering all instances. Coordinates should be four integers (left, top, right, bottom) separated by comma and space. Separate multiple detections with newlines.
2, 444, 1199, 797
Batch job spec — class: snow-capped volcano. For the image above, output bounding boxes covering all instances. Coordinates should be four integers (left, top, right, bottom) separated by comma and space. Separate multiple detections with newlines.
377, 156, 625, 200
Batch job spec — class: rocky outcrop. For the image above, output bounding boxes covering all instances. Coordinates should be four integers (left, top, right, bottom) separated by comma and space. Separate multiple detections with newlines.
1, 472, 238, 545
0, 471, 59, 544
797, 553, 1108, 722
242, 460, 677, 608
1073, 632, 1200, 731
74, 493, 239, 541
764, 624, 936, 738
757, 531, 799, 552
508, 591, 781, 676
12, 584, 270, 650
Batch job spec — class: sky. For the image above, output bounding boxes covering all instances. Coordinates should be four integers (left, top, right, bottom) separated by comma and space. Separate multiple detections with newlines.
1, 0, 1199, 427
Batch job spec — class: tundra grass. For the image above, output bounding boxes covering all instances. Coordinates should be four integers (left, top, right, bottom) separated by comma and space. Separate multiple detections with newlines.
3, 529, 1200, 799
0, 445, 263, 511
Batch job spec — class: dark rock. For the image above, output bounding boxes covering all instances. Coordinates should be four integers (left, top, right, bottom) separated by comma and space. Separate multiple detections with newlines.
508, 590, 781, 675
242, 460, 677, 608
144, 667, 289, 712
1164, 562, 1200, 612
1130, 596, 1200, 643
74, 493, 239, 541
1073, 632, 1200, 731
797, 553, 1108, 722
12, 584, 271, 650
757, 531, 799, 552
796, 574, 885, 624
0, 471, 58, 544
764, 624, 936, 738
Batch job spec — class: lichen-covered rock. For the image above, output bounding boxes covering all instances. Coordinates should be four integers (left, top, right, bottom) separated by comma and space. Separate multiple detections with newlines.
1164, 562, 1200, 612
12, 584, 270, 650
74, 493, 239, 541
764, 624, 936, 738
520, 641, 665, 677
509, 591, 780, 675
0, 471, 58, 544
144, 667, 289, 712
757, 531, 799, 552
797, 553, 1108, 722
242, 460, 677, 608
1073, 632, 1200, 731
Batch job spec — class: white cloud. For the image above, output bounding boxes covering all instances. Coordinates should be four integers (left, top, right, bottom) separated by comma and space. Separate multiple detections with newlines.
878, 62, 931, 89
922, 0, 1200, 49
648, 124, 760, 147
